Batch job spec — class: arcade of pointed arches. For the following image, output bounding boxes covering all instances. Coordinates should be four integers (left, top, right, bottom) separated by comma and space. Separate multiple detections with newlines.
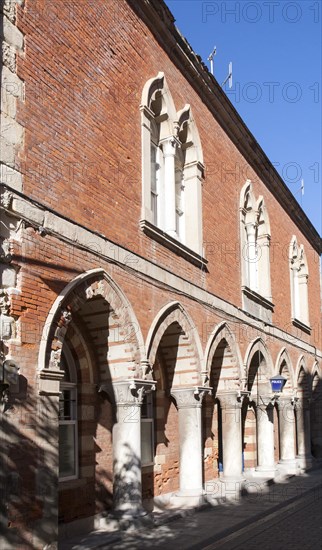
38, 269, 321, 520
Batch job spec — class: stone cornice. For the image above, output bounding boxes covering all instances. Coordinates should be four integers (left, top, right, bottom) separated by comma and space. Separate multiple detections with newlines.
127, 0, 322, 254
140, 219, 208, 269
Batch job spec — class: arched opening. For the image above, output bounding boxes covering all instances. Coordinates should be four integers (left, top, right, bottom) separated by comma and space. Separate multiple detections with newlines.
295, 363, 313, 468
206, 338, 241, 478
243, 343, 276, 476
56, 295, 116, 529
144, 303, 202, 508
39, 271, 146, 536
311, 368, 322, 459
275, 356, 297, 473
204, 325, 243, 483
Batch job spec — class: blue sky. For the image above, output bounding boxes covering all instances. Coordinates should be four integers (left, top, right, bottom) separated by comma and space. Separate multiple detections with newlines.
166, 0, 322, 236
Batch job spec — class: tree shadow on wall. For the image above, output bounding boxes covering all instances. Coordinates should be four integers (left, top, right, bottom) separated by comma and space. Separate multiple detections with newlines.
0, 378, 60, 549
113, 443, 142, 515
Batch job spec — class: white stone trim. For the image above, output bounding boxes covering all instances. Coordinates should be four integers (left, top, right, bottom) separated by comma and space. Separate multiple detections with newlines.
275, 347, 295, 393
204, 321, 244, 383
140, 219, 207, 268
289, 236, 310, 328
294, 355, 309, 387
244, 337, 275, 378
1, 1, 25, 193
240, 181, 272, 319
145, 300, 204, 378
140, 73, 204, 255
37, 268, 146, 376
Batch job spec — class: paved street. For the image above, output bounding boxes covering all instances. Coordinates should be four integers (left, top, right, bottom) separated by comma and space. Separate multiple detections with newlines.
59, 469, 322, 549
204, 488, 322, 549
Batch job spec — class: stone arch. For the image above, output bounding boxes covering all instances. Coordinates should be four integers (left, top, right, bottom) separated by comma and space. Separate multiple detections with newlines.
256, 196, 271, 237
202, 322, 243, 480
295, 355, 311, 397
240, 179, 256, 212
66, 320, 96, 385
245, 337, 274, 385
275, 348, 294, 394
243, 339, 276, 474
312, 361, 321, 383
146, 301, 203, 386
204, 322, 243, 392
240, 182, 272, 301
140, 71, 177, 139
176, 104, 204, 165
38, 269, 146, 393
144, 302, 202, 502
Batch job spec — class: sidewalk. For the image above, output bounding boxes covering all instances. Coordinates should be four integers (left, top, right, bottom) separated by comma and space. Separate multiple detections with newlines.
59, 468, 322, 549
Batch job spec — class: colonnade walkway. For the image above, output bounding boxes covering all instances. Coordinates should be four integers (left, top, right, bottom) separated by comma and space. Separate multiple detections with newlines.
59, 467, 322, 549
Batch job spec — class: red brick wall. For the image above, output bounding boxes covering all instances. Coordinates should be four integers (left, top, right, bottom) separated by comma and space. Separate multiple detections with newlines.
14, 0, 321, 348
3, 0, 320, 543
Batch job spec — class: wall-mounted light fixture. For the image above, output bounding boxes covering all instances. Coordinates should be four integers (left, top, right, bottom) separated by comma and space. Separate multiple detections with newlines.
269, 374, 287, 402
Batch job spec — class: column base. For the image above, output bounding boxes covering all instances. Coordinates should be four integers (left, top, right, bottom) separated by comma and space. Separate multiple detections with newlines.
217, 476, 245, 502
277, 458, 299, 476
113, 504, 148, 520
170, 488, 205, 509
254, 465, 277, 478
219, 474, 246, 484
296, 454, 315, 470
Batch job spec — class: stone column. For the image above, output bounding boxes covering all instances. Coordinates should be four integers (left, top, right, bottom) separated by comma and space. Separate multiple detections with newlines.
295, 398, 314, 469
217, 391, 244, 481
255, 396, 276, 477
257, 234, 271, 299
277, 397, 297, 474
161, 137, 178, 238
111, 379, 156, 516
171, 387, 210, 502
245, 222, 258, 290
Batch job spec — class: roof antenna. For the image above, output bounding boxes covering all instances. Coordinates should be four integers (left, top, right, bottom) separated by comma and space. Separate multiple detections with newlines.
222, 62, 233, 89
295, 178, 304, 206
208, 46, 217, 75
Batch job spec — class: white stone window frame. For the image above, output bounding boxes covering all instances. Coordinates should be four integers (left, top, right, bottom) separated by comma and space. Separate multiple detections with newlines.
289, 236, 310, 332
59, 344, 79, 482
240, 181, 273, 320
141, 390, 154, 468
140, 72, 207, 269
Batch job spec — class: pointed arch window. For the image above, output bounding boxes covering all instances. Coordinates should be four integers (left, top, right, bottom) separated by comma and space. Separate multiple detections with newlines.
59, 344, 78, 481
289, 236, 310, 330
240, 181, 273, 321
140, 72, 206, 267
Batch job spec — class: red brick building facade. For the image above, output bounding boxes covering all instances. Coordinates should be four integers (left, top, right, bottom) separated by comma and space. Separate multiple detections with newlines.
1, 0, 321, 548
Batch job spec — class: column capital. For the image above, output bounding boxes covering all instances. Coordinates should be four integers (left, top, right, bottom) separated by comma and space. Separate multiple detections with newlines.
99, 378, 156, 406
171, 386, 212, 409
294, 396, 311, 411
217, 390, 243, 410
254, 394, 275, 410
245, 219, 257, 236
276, 395, 295, 411
160, 136, 180, 156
